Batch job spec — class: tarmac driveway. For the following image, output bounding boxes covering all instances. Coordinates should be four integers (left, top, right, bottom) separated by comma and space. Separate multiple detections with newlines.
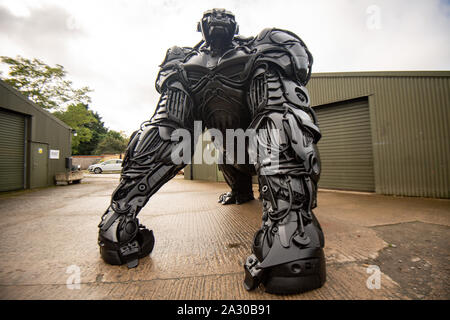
0, 173, 448, 299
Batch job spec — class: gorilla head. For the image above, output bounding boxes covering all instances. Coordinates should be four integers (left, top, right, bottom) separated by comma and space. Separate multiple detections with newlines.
198, 8, 239, 51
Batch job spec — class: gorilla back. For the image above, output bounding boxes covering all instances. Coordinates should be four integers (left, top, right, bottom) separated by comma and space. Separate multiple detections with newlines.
98, 8, 326, 295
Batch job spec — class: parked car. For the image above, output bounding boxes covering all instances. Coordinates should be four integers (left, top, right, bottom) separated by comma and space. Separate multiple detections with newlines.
88, 159, 123, 174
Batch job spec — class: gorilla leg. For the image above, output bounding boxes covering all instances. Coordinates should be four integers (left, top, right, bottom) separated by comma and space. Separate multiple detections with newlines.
218, 164, 255, 205
243, 109, 326, 294
98, 121, 192, 268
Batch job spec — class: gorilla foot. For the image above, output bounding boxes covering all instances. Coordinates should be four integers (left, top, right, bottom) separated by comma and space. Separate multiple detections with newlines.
218, 191, 255, 205
98, 226, 155, 268
244, 248, 326, 294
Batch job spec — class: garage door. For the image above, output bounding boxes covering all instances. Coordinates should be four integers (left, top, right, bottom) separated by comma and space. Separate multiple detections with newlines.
0, 108, 25, 192
314, 98, 375, 192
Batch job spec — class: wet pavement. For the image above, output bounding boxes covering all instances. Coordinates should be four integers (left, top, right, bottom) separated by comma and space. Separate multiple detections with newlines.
0, 173, 448, 300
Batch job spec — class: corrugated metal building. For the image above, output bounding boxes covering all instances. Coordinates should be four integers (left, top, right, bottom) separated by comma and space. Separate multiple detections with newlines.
186, 71, 450, 199
0, 79, 73, 192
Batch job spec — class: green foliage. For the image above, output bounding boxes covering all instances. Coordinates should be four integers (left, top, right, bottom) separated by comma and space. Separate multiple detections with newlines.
0, 55, 92, 110
94, 130, 129, 155
53, 103, 98, 154
77, 111, 108, 155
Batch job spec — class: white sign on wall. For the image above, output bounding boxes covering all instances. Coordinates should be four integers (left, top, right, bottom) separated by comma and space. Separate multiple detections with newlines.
49, 149, 60, 159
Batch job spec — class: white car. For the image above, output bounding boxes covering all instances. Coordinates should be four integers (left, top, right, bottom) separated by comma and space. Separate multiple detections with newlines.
88, 159, 123, 174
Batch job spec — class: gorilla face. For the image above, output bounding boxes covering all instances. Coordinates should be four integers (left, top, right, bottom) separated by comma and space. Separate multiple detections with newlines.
199, 9, 238, 47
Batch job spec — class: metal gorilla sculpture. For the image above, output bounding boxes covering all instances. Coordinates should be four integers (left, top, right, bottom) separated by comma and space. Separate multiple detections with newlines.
98, 9, 326, 294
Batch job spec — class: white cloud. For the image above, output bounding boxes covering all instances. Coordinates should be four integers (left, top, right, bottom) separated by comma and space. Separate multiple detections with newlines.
0, 0, 449, 135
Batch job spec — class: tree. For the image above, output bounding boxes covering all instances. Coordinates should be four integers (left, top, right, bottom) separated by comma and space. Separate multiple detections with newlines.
94, 130, 129, 155
77, 110, 108, 155
0, 55, 92, 110
53, 103, 98, 154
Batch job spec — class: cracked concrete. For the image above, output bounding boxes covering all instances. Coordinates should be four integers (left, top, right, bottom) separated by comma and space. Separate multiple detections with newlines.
365, 221, 450, 299
0, 173, 448, 299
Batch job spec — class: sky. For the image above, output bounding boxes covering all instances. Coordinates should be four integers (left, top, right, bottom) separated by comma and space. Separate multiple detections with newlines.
0, 0, 449, 135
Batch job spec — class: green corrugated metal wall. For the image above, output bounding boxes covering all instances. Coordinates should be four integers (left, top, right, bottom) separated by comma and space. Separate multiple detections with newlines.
315, 98, 375, 192
186, 71, 449, 199
308, 72, 450, 198
0, 108, 25, 191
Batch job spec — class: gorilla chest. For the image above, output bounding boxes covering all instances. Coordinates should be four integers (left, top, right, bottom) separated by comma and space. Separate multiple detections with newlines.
184, 48, 252, 81
183, 49, 253, 129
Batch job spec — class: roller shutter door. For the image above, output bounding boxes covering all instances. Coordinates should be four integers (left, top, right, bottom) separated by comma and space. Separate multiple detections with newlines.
0, 108, 25, 192
314, 98, 375, 192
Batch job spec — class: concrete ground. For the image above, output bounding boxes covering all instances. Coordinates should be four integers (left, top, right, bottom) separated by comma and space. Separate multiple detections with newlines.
0, 173, 448, 300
